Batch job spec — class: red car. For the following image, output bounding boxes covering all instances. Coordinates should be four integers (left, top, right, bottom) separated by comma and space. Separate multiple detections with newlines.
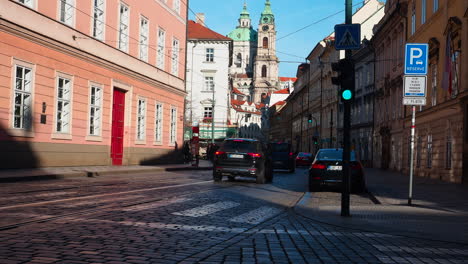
295, 152, 313, 167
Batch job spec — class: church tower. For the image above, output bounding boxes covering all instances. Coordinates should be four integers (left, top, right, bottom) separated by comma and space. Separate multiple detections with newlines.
227, 2, 258, 99
253, 0, 279, 103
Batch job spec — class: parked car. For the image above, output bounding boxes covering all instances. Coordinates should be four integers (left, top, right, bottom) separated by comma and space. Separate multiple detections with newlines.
308, 148, 366, 193
269, 142, 295, 173
295, 152, 314, 167
213, 138, 272, 184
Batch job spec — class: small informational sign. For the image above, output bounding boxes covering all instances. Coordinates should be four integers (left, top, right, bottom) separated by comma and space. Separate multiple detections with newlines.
405, 43, 428, 75
403, 75, 427, 106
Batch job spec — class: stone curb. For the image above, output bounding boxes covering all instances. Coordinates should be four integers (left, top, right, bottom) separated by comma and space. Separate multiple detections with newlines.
0, 166, 213, 183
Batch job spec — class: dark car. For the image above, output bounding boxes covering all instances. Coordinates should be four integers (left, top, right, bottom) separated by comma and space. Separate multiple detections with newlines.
213, 138, 272, 184
295, 152, 314, 167
308, 148, 366, 193
269, 142, 295, 172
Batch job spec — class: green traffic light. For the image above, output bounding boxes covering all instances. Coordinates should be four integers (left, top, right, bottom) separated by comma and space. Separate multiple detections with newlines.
342, 89, 352, 100
308, 120, 312, 123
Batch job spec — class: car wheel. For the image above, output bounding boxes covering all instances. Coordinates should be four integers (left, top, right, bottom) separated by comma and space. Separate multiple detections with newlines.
289, 167, 295, 173
228, 176, 235, 182
309, 183, 321, 192
256, 169, 266, 184
352, 180, 366, 193
213, 172, 222, 182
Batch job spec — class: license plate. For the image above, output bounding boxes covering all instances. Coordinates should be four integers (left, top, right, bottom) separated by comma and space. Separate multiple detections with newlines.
328, 166, 342, 171
229, 154, 244, 159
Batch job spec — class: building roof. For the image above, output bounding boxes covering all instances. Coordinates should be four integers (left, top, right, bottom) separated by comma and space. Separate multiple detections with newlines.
279, 77, 297, 82
227, 27, 258, 42
188, 20, 232, 41
273, 88, 290, 94
271, 101, 286, 107
232, 87, 246, 95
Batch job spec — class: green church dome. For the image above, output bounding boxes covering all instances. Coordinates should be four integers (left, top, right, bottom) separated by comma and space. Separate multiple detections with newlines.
227, 28, 257, 42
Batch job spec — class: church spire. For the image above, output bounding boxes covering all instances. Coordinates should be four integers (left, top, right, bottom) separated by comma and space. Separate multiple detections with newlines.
260, 0, 274, 24
238, 1, 251, 28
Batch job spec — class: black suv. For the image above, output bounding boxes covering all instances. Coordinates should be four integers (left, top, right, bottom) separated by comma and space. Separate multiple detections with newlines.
269, 142, 295, 173
213, 138, 272, 184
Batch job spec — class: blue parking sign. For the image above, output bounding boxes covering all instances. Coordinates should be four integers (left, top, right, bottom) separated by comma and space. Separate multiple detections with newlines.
405, 44, 428, 75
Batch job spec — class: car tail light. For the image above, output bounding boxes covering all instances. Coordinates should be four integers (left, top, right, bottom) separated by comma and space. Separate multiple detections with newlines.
350, 162, 362, 170
311, 163, 326, 169
215, 151, 226, 156
248, 153, 261, 158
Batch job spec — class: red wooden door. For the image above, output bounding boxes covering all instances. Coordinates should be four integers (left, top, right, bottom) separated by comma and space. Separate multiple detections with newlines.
111, 89, 125, 165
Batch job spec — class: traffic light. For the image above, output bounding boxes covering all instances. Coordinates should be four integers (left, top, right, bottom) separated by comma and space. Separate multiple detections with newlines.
308, 114, 313, 124
312, 136, 318, 145
331, 59, 355, 101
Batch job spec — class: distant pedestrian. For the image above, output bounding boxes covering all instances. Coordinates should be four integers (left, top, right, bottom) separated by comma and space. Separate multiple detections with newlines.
183, 141, 191, 164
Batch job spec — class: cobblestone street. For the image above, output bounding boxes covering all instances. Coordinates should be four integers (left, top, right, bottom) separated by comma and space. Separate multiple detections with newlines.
0, 169, 467, 264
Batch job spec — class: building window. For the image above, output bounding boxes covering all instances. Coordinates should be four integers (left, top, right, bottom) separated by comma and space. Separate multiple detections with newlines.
139, 16, 149, 61
433, 0, 438, 12
204, 107, 213, 118
118, 3, 129, 52
92, 0, 105, 40
421, 0, 426, 24
446, 135, 452, 169
411, 7, 416, 35
431, 63, 437, 106
206, 48, 214, 62
17, 0, 33, 8
263, 37, 268, 49
173, 0, 180, 14
171, 38, 179, 76
137, 98, 146, 141
170, 107, 177, 145
56, 77, 72, 133
427, 134, 432, 168
204, 76, 214, 91
157, 28, 166, 69
261, 65, 267, 78
155, 103, 163, 143
13, 65, 33, 130
89, 85, 102, 136
236, 53, 242, 68
59, 0, 74, 26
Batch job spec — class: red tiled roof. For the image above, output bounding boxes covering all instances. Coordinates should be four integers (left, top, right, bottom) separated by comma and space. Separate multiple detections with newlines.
231, 99, 246, 106
232, 87, 245, 95
274, 88, 290, 94
279, 77, 297, 82
188, 20, 232, 41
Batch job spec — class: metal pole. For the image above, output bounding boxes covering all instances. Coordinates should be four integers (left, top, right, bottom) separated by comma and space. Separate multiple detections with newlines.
408, 105, 416, 205
341, 0, 352, 217
212, 86, 215, 144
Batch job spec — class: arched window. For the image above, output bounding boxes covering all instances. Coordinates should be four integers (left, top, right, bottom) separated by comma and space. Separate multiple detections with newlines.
261, 65, 267, 77
263, 37, 268, 49
236, 53, 242, 68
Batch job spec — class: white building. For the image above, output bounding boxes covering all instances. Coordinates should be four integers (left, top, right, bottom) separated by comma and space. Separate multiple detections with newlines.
186, 18, 232, 140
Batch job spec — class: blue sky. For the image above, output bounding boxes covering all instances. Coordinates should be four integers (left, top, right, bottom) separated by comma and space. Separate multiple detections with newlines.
188, 0, 366, 77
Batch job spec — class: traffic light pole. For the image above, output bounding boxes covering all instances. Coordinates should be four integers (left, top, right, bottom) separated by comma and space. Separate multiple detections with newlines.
341, 0, 352, 217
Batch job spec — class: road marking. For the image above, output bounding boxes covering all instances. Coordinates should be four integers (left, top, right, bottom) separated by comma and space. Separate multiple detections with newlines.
0, 180, 212, 211
122, 197, 192, 212
229, 206, 281, 225
172, 201, 239, 217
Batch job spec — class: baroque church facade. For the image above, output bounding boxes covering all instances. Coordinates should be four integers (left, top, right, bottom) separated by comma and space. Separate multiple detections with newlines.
227, 0, 280, 105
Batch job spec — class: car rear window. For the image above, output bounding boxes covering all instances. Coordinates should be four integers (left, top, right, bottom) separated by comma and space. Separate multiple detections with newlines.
298, 152, 312, 157
270, 143, 290, 152
316, 150, 356, 161
221, 140, 258, 153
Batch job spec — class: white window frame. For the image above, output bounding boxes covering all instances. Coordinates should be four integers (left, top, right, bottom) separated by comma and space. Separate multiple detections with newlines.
169, 107, 177, 145
203, 107, 213, 118
88, 83, 103, 138
171, 38, 179, 76
431, 63, 437, 106
433, 0, 438, 12
139, 16, 149, 62
173, 0, 180, 14
92, 0, 105, 41
136, 98, 147, 142
53, 73, 73, 139
58, 0, 75, 27
154, 102, 163, 144
411, 8, 416, 35
206, 48, 214, 62
17, 0, 34, 8
12, 62, 34, 134
157, 28, 166, 69
204, 76, 214, 91
118, 2, 130, 52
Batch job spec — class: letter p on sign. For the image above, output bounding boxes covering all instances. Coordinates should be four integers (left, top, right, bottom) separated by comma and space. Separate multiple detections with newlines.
409, 48, 423, 64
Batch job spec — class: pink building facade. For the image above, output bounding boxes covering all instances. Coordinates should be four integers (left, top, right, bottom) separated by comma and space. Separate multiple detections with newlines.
0, 0, 187, 168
